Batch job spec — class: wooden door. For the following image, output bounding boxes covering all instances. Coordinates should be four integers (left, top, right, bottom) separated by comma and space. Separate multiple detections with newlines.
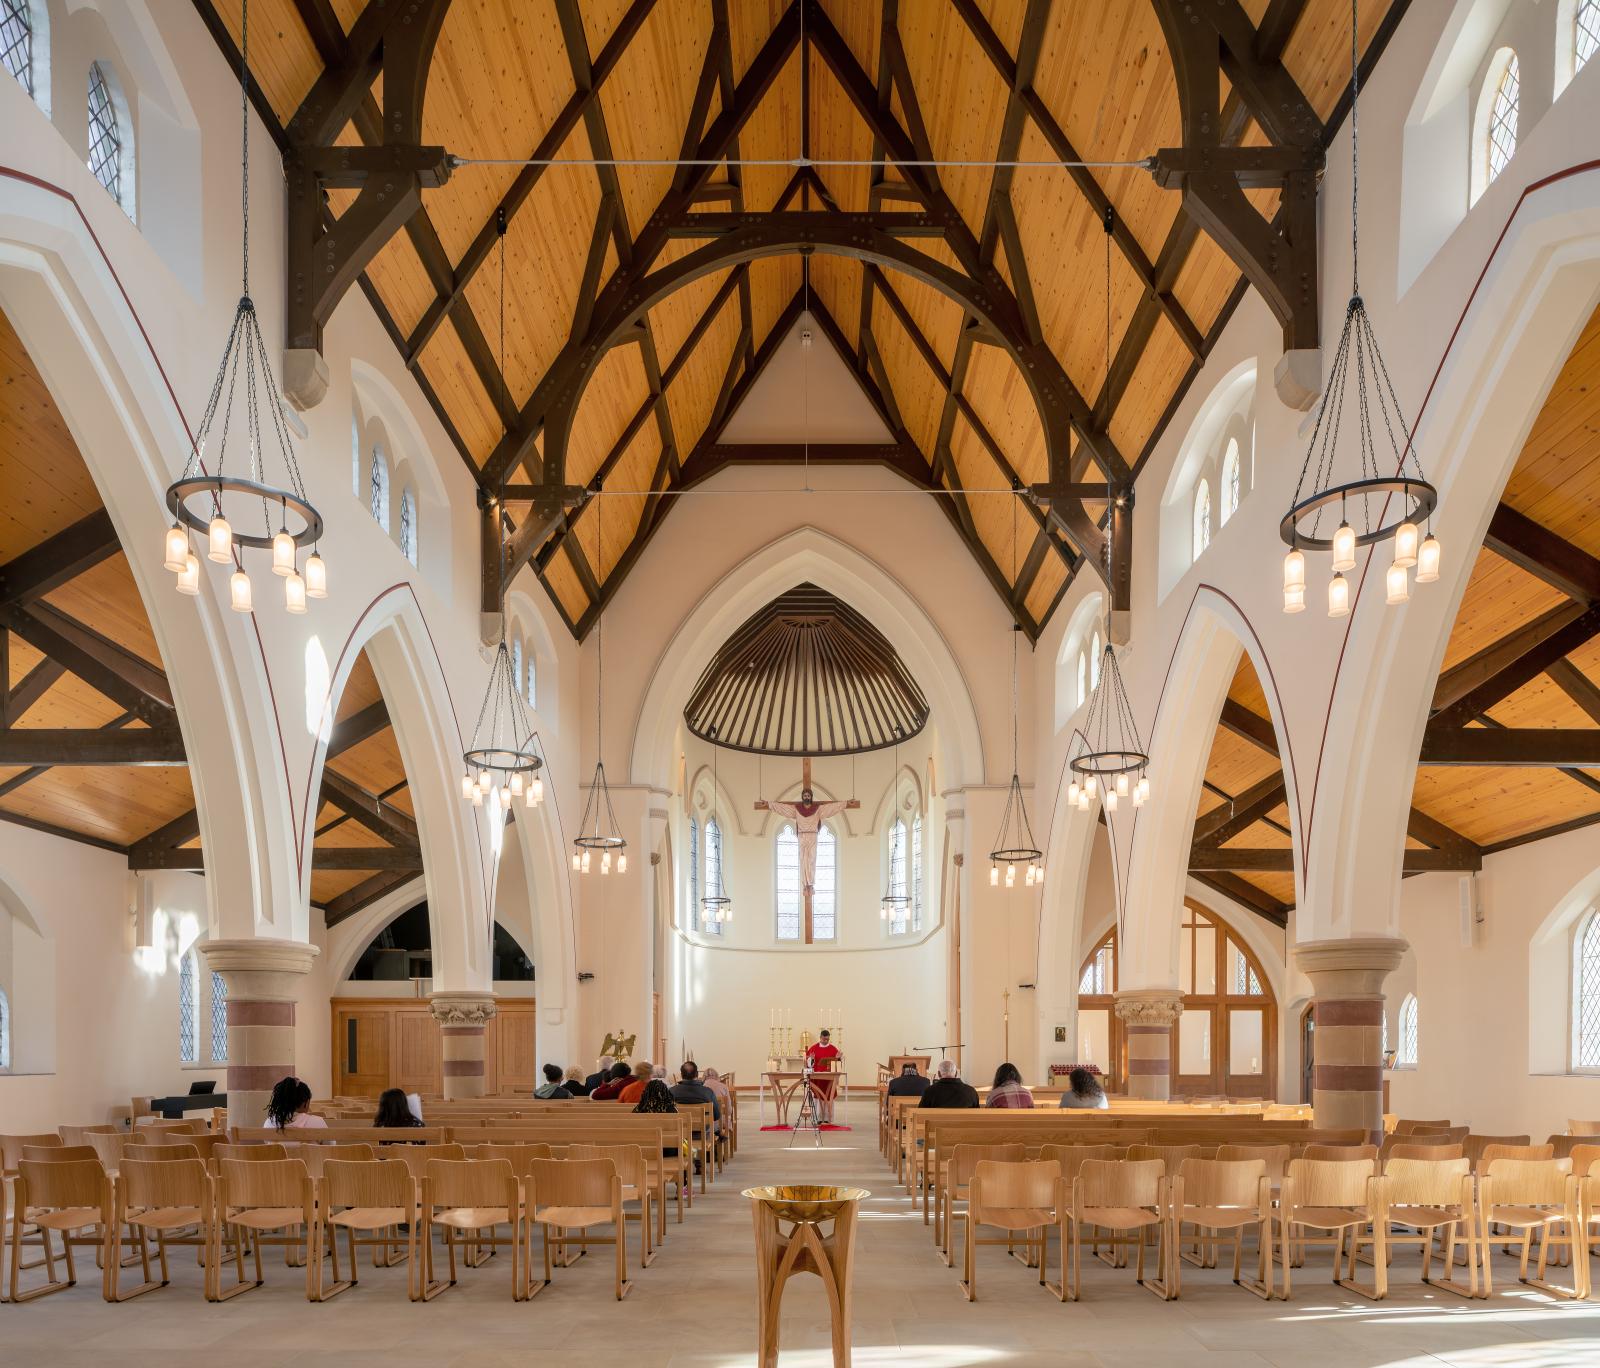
335, 1008, 391, 1096
393, 1007, 442, 1095
488, 1003, 537, 1095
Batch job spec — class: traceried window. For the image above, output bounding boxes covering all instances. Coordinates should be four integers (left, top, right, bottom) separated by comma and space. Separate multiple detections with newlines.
1572, 909, 1600, 1069
1079, 940, 1114, 995
1193, 478, 1212, 559
1580, 1, 1600, 74
0, 984, 10, 1069
886, 818, 909, 935
399, 488, 417, 565
369, 446, 390, 530
775, 823, 837, 942
1076, 651, 1087, 708
911, 813, 924, 932
178, 951, 198, 1064
1398, 993, 1419, 1067
87, 62, 124, 207
209, 970, 228, 1063
1220, 440, 1241, 524
686, 816, 699, 933
1486, 53, 1520, 186
2, 0, 33, 96
702, 817, 724, 937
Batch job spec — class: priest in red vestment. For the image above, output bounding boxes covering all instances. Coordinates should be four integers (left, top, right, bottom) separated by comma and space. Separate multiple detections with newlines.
804, 1029, 843, 1123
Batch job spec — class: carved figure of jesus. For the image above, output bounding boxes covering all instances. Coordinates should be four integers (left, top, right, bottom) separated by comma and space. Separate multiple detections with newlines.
754, 760, 859, 942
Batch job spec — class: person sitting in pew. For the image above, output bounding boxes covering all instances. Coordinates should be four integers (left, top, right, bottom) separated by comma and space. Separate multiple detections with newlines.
266, 1076, 329, 1130
1059, 1066, 1108, 1110
887, 1062, 931, 1099
986, 1061, 1034, 1108
590, 1060, 633, 1100
535, 1063, 573, 1099
634, 1079, 680, 1157
917, 1059, 980, 1109
702, 1068, 733, 1133
564, 1065, 592, 1097
618, 1060, 653, 1105
670, 1060, 721, 1126
584, 1054, 615, 1093
374, 1088, 425, 1128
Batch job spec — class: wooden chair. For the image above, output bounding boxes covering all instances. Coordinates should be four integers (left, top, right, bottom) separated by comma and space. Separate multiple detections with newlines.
1568, 1120, 1600, 1136
1302, 1143, 1378, 1162
1374, 1156, 1479, 1298
22, 1144, 98, 1164
215, 1143, 288, 1163
527, 1157, 629, 1299
1278, 1158, 1384, 1300
1576, 1154, 1600, 1300
568, 1143, 655, 1269
1478, 1157, 1583, 1299
960, 1159, 1059, 1301
939, 1143, 1025, 1267
1394, 1118, 1453, 1135
1055, 1158, 1170, 1301
149, 1131, 222, 1163
1385, 1142, 1463, 1164
295, 1143, 375, 1183
1462, 1134, 1533, 1172
315, 1159, 419, 1301
1168, 1159, 1273, 1299
108, 1156, 241, 1302
420, 1158, 524, 1301
58, 1125, 120, 1148
1379, 1133, 1461, 1165
214, 1158, 318, 1300
6, 1159, 112, 1302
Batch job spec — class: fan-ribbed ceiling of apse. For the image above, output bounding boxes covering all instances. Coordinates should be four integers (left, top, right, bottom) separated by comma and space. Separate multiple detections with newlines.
683, 584, 929, 756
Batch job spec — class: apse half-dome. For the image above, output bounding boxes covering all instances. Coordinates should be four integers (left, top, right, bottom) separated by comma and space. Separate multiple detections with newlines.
684, 583, 929, 756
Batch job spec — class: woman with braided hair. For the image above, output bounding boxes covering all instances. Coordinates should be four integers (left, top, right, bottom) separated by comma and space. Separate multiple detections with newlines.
264, 1076, 328, 1130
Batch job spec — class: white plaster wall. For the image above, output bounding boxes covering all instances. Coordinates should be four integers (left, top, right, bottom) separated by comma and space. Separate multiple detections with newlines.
0, 822, 333, 1133
1385, 828, 1600, 1138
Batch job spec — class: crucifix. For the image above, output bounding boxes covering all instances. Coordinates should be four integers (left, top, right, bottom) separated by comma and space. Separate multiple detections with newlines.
755, 757, 858, 944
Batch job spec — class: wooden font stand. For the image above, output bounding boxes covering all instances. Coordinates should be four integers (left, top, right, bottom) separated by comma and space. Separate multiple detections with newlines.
749, 1192, 862, 1368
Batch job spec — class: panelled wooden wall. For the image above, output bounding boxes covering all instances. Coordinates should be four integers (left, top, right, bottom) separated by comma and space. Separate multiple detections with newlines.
330, 997, 538, 1097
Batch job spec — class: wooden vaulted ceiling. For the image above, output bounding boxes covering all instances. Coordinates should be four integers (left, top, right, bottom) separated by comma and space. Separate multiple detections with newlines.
196, 0, 1408, 639
1, 303, 418, 918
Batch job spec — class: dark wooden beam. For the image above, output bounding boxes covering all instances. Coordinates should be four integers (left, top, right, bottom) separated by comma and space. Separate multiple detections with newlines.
1191, 846, 1480, 873
1433, 603, 1586, 712
1418, 728, 1600, 767
1429, 605, 1600, 733
2, 658, 65, 726
0, 511, 120, 609
319, 769, 419, 847
322, 870, 420, 925
1548, 659, 1600, 726
1192, 774, 1286, 846
1219, 698, 1280, 755
1190, 872, 1289, 927
0, 603, 174, 724
126, 807, 202, 870
0, 728, 186, 765
312, 846, 425, 871
1485, 503, 1600, 604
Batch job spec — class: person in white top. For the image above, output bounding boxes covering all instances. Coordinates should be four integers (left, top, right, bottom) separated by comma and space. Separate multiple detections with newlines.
265, 1076, 330, 1130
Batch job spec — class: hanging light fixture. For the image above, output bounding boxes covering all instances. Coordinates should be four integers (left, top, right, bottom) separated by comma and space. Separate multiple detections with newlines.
880, 727, 911, 919
989, 490, 1043, 890
1070, 209, 1152, 812
461, 213, 543, 811
701, 726, 732, 924
574, 491, 627, 875
1280, 0, 1439, 617
162, 0, 324, 613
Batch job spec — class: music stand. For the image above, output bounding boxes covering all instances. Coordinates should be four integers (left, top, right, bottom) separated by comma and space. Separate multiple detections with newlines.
914, 1043, 966, 1063
788, 1065, 824, 1148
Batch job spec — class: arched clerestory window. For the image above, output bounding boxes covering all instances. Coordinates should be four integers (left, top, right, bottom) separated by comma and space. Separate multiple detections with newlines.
1398, 993, 1419, 1067
1220, 439, 1241, 525
1579, 1, 1600, 75
1192, 479, 1212, 559
1485, 52, 1520, 188
702, 816, 725, 937
399, 488, 418, 565
1572, 908, 1600, 1069
369, 446, 390, 531
2, 0, 36, 100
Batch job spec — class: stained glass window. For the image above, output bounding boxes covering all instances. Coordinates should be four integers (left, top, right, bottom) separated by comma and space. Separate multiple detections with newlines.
179, 952, 197, 1064
1574, 910, 1600, 1068
209, 970, 228, 1062
399, 489, 417, 564
1579, 1, 1600, 74
369, 447, 389, 530
1486, 53, 1519, 185
1, 0, 32, 96
886, 818, 908, 935
1398, 993, 1419, 1067
87, 63, 122, 205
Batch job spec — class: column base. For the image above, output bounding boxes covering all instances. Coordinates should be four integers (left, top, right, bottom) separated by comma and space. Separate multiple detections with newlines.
430, 992, 498, 1099
1114, 989, 1183, 1101
1293, 937, 1407, 1140
199, 939, 320, 1131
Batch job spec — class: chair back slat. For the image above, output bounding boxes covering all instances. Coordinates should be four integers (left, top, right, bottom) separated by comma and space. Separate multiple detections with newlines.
220, 1157, 312, 1208
23, 1144, 98, 1163
121, 1156, 210, 1208
972, 1158, 1059, 1209
1176, 1157, 1266, 1206
1483, 1156, 1571, 1205
946, 1143, 1026, 1187
388, 1143, 466, 1181
1078, 1157, 1164, 1207
1302, 1143, 1378, 1162
216, 1142, 287, 1163
1382, 1155, 1471, 1205
1286, 1156, 1376, 1205
2, 1132, 63, 1173
18, 1157, 108, 1208
1215, 1144, 1290, 1182
325, 1158, 411, 1208
426, 1157, 516, 1207
566, 1143, 647, 1187
529, 1156, 617, 1208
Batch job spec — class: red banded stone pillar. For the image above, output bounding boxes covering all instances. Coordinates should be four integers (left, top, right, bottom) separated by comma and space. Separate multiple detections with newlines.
1113, 989, 1183, 1100
430, 992, 497, 1099
198, 939, 319, 1131
1293, 938, 1407, 1140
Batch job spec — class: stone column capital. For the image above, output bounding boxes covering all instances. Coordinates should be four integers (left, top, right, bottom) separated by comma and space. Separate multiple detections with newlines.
429, 991, 498, 1027
198, 938, 319, 1000
1113, 988, 1184, 1026
1292, 937, 1408, 997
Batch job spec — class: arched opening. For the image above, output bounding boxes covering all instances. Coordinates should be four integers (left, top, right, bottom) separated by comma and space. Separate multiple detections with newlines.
1077, 899, 1278, 1098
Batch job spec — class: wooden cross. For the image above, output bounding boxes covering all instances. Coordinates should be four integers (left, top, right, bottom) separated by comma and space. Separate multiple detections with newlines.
754, 757, 859, 944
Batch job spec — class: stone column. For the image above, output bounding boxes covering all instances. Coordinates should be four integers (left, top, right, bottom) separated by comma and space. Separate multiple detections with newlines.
198, 939, 319, 1131
430, 991, 498, 1099
1114, 989, 1183, 1100
1293, 937, 1407, 1140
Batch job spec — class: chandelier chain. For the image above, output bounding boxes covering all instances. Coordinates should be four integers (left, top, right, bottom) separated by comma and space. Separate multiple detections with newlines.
1349, 0, 1359, 294
241, 0, 249, 296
